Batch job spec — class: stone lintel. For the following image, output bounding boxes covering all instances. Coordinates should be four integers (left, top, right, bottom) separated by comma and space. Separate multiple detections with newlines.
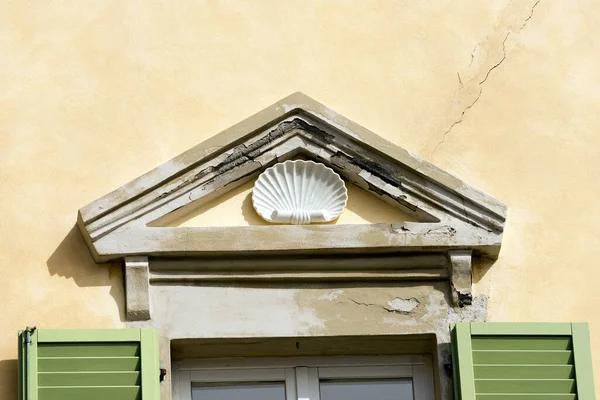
93, 223, 501, 263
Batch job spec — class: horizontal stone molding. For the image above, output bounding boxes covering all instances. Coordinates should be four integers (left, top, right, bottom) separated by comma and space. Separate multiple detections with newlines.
90, 222, 501, 263
149, 253, 450, 283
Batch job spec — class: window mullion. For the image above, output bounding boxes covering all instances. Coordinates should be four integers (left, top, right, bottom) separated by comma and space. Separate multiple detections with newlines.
285, 368, 297, 400
178, 370, 192, 400
412, 356, 435, 400
294, 367, 320, 400
307, 367, 320, 400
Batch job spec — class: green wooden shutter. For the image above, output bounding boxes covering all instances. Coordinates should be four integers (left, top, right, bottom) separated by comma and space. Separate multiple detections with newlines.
451, 322, 596, 400
18, 329, 160, 400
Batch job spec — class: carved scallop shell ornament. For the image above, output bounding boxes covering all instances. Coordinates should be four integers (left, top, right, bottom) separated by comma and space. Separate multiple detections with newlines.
252, 160, 348, 224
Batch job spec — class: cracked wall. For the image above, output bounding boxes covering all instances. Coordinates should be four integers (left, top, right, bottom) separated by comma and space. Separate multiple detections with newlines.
2, 0, 600, 399
133, 281, 488, 399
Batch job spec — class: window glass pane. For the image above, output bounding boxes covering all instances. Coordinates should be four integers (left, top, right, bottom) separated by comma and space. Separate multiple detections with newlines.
192, 382, 286, 400
320, 379, 413, 400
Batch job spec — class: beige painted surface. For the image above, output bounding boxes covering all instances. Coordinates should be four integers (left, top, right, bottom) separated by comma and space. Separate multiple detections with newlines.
1, 0, 600, 397
171, 180, 416, 227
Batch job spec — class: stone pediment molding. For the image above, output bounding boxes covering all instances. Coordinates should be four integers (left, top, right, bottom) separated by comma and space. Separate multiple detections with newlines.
78, 92, 505, 261
77, 93, 506, 315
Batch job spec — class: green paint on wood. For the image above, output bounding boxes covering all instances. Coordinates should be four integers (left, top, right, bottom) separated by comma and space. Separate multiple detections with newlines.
37, 329, 141, 343
571, 323, 596, 400
475, 378, 576, 393
38, 343, 140, 357
474, 365, 574, 379
140, 329, 160, 400
30, 330, 39, 400
477, 394, 575, 400
452, 322, 596, 400
38, 371, 141, 386
18, 331, 24, 400
19, 329, 159, 400
38, 386, 141, 400
471, 337, 572, 351
472, 350, 574, 365
455, 323, 476, 400
38, 357, 140, 372
469, 323, 572, 336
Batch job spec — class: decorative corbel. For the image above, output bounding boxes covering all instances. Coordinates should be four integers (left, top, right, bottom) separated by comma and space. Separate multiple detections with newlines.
124, 256, 151, 321
449, 250, 473, 308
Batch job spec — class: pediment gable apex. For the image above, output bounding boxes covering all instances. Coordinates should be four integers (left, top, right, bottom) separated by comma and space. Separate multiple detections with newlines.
78, 92, 506, 263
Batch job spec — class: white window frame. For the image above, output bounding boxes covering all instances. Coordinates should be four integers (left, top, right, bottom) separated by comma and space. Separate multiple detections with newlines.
173, 356, 434, 400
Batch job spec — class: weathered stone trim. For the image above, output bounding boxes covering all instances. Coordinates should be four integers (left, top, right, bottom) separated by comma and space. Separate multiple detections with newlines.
448, 250, 473, 307
124, 256, 151, 321
77, 93, 506, 264
148, 253, 450, 283
91, 222, 500, 263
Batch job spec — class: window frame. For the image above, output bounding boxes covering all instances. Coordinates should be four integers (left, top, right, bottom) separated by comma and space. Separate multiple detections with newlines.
174, 355, 434, 400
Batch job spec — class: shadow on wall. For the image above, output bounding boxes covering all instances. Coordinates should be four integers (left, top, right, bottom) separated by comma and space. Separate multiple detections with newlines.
473, 257, 495, 285
0, 359, 17, 400
46, 224, 125, 322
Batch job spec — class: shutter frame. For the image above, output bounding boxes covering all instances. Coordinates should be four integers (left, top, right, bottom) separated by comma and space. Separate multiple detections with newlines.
452, 323, 476, 400
572, 323, 596, 399
18, 331, 24, 400
140, 329, 161, 400
18, 328, 160, 400
452, 322, 596, 400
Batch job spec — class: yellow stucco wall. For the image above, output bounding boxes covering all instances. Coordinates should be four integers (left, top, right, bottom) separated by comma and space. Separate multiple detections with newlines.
1, 0, 599, 397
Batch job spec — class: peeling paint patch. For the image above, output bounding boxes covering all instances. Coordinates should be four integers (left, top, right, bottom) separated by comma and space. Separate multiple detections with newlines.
317, 290, 344, 301
387, 297, 420, 314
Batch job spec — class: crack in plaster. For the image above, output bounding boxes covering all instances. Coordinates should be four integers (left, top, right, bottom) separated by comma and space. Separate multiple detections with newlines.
348, 298, 419, 315
348, 298, 388, 310
432, 0, 543, 158
432, 87, 482, 157
468, 44, 478, 67
521, 0, 542, 29
432, 30, 507, 157
478, 32, 511, 86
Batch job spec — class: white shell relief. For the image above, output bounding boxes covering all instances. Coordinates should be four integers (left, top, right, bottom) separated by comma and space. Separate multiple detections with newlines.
252, 160, 348, 224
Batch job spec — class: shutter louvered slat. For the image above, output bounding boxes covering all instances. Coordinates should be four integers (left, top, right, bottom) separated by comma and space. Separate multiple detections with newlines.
38, 371, 141, 386
475, 379, 576, 393
472, 350, 574, 365
38, 356, 141, 372
471, 337, 572, 351
476, 394, 576, 400
38, 386, 141, 400
38, 343, 140, 357
474, 365, 574, 379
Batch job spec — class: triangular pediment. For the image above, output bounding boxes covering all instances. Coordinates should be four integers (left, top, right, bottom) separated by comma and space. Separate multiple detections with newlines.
78, 92, 506, 263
